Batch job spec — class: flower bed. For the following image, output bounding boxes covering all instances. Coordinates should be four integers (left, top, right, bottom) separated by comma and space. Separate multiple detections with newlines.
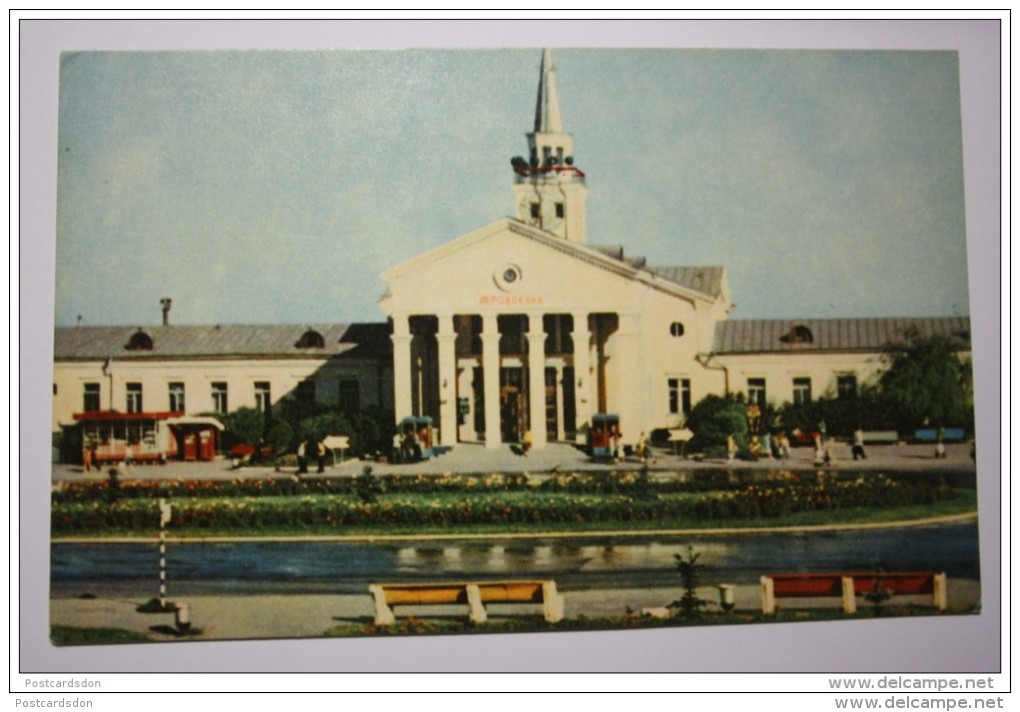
51, 474, 965, 533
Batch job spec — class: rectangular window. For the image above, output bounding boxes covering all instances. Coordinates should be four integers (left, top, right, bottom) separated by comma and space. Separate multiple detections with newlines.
530, 202, 540, 219
296, 379, 316, 405
555, 202, 565, 218
837, 374, 858, 400
668, 378, 692, 415
792, 377, 812, 406
747, 378, 767, 406
338, 378, 360, 415
211, 382, 228, 413
168, 382, 185, 412
125, 382, 143, 413
83, 383, 101, 412
254, 381, 272, 413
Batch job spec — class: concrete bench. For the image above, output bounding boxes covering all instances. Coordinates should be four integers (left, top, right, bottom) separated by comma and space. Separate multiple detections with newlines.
760, 572, 948, 614
369, 580, 565, 625
860, 430, 899, 444
914, 428, 966, 443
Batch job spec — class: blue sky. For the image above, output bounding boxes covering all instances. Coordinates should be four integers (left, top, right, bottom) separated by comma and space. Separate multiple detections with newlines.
55, 48, 970, 326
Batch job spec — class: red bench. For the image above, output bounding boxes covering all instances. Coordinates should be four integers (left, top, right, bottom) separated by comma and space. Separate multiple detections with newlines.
760, 572, 948, 614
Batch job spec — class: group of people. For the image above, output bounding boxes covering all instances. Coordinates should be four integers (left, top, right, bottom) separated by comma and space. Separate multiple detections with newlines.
296, 439, 328, 474
726, 430, 794, 464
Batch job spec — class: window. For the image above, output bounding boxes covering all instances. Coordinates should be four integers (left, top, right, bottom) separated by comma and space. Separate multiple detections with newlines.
125, 383, 143, 413
168, 382, 185, 412
254, 381, 272, 413
669, 322, 685, 338
83, 383, 100, 412
125, 330, 153, 351
530, 202, 540, 219
211, 382, 228, 413
792, 377, 812, 405
668, 378, 692, 415
555, 202, 565, 218
781, 325, 814, 345
295, 330, 325, 349
837, 374, 858, 400
296, 379, 316, 405
338, 378, 360, 414
747, 378, 766, 406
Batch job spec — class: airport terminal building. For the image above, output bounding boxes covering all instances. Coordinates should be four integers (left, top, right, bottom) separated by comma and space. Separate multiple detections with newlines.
52, 50, 970, 457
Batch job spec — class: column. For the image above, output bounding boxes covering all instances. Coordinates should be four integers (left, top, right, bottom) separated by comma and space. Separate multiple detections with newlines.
555, 364, 565, 441
572, 312, 591, 443
391, 315, 413, 419
481, 314, 502, 449
436, 314, 458, 447
526, 314, 547, 449
615, 313, 642, 448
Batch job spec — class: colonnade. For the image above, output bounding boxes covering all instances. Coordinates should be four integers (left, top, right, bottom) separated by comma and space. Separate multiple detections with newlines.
390, 311, 639, 449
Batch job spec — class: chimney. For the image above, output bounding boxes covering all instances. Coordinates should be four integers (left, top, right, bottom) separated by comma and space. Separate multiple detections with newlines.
160, 298, 172, 326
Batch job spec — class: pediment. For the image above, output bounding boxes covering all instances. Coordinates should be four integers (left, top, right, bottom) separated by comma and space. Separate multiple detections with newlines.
381, 218, 714, 317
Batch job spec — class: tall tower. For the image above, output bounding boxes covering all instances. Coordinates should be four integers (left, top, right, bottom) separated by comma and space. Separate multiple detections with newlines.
511, 49, 587, 243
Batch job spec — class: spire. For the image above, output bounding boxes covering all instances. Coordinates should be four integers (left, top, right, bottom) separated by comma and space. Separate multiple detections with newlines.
512, 49, 587, 243
534, 48, 564, 133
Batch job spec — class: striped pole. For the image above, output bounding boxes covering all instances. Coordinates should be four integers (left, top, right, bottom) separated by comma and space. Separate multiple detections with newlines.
158, 498, 172, 609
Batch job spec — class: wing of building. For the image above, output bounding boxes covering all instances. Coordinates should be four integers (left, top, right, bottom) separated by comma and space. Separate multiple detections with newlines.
52, 49, 971, 460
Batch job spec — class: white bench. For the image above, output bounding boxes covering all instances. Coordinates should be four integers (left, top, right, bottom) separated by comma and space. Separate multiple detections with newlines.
369, 580, 565, 625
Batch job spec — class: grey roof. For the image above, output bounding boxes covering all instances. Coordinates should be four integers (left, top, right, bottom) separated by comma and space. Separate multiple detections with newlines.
587, 245, 724, 299
713, 317, 971, 355
649, 266, 725, 299
54, 323, 392, 361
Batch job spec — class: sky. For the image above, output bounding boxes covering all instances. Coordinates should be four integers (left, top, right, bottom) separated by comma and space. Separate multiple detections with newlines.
54, 47, 971, 327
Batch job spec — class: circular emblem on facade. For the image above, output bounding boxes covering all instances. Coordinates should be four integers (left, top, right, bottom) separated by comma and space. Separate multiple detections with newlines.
493, 263, 524, 291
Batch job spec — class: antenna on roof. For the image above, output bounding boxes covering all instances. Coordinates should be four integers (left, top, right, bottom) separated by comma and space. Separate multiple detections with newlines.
160, 298, 172, 326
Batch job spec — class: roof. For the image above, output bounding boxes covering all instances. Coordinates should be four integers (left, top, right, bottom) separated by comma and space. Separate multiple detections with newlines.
712, 317, 971, 355
54, 323, 392, 361
649, 266, 726, 300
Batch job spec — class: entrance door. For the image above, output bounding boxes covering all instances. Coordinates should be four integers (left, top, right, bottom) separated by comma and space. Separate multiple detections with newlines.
499, 367, 525, 442
545, 367, 557, 440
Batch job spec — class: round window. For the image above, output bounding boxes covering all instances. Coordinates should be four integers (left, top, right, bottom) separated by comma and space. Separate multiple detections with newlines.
670, 322, 685, 338
493, 263, 523, 291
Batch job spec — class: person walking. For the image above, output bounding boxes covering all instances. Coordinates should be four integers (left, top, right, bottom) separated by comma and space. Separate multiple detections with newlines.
296, 440, 308, 474
726, 432, 737, 464
316, 439, 327, 473
852, 428, 867, 460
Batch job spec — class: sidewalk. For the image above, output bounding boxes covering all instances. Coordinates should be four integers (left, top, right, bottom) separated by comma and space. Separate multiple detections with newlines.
51, 441, 976, 483
50, 579, 981, 643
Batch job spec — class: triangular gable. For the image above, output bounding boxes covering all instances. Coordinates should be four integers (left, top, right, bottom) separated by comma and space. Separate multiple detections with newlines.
381, 217, 723, 310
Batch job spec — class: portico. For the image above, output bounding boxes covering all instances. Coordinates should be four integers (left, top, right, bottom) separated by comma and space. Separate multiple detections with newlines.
385, 299, 626, 449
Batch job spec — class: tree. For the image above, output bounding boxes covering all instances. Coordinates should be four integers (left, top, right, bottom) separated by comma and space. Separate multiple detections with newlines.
218, 407, 265, 449
684, 394, 748, 452
878, 328, 973, 433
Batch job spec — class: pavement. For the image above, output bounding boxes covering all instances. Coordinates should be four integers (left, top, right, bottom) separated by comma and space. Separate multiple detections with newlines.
49, 579, 982, 643
51, 440, 977, 483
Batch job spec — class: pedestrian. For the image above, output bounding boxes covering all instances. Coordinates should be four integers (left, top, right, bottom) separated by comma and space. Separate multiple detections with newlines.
297, 440, 308, 474
813, 434, 825, 467
726, 432, 737, 463
124, 444, 134, 472
82, 443, 93, 473
935, 428, 946, 459
760, 431, 773, 459
852, 428, 867, 460
636, 431, 648, 463
316, 439, 327, 473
